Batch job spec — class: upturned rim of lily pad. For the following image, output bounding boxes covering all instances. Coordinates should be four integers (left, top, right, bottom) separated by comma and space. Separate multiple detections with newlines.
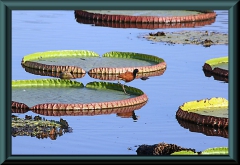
74, 10, 216, 24
12, 79, 148, 111
176, 97, 228, 129
21, 50, 99, 75
88, 51, 166, 75
74, 14, 216, 29
202, 56, 228, 81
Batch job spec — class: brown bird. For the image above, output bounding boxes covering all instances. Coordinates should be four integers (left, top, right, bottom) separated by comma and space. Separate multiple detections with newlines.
117, 69, 139, 95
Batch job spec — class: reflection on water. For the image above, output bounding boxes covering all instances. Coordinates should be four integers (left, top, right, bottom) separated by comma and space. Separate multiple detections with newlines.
176, 117, 228, 139
12, 115, 72, 140
203, 69, 228, 83
22, 65, 86, 79
75, 17, 216, 29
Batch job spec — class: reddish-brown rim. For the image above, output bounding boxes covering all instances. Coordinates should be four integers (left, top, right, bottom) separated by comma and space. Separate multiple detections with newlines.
202, 63, 228, 77
88, 62, 167, 75
75, 16, 216, 29
22, 61, 86, 74
75, 10, 216, 23
176, 107, 228, 129
88, 69, 166, 81
30, 93, 148, 110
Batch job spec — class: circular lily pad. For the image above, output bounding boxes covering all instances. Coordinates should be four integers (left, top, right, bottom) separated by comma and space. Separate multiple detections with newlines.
75, 14, 216, 29
202, 56, 228, 82
12, 79, 148, 111
142, 30, 228, 47
176, 97, 228, 129
75, 10, 216, 23
21, 50, 167, 79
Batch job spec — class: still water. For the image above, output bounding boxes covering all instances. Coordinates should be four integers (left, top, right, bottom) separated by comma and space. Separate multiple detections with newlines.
12, 10, 228, 155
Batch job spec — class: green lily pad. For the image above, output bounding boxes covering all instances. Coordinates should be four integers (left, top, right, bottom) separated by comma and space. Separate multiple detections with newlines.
12, 79, 148, 110
201, 147, 228, 155
171, 147, 228, 155
176, 97, 228, 128
205, 56, 228, 67
171, 150, 198, 155
202, 56, 228, 82
21, 50, 167, 77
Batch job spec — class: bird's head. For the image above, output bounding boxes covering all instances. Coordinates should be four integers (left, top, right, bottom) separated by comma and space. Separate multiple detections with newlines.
133, 69, 139, 74
133, 69, 139, 77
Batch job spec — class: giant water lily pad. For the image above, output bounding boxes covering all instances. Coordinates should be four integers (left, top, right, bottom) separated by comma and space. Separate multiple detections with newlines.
202, 56, 228, 82
12, 79, 148, 111
176, 97, 228, 128
75, 10, 216, 23
171, 147, 228, 155
75, 10, 216, 29
142, 31, 228, 47
21, 50, 166, 79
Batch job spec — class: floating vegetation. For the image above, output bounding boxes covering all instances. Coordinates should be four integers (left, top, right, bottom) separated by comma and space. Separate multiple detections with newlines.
136, 142, 196, 155
136, 142, 228, 155
142, 30, 228, 47
12, 115, 72, 140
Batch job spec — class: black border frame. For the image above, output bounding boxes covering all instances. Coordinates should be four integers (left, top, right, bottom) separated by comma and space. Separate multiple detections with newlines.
0, 0, 238, 164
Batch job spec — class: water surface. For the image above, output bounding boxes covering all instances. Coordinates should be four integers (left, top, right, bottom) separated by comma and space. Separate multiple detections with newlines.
12, 10, 228, 155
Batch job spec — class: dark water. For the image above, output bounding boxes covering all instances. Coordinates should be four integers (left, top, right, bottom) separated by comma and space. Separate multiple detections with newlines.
12, 10, 228, 155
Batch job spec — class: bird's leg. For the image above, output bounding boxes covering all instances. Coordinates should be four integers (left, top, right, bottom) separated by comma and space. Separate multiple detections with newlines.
121, 83, 130, 95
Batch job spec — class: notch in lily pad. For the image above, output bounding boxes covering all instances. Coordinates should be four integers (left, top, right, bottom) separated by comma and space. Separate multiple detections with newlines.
12, 79, 148, 111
